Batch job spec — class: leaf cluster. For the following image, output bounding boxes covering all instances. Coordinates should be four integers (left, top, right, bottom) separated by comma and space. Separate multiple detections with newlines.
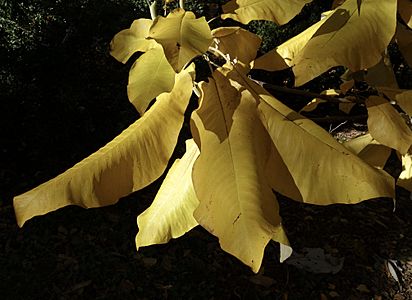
13, 0, 412, 273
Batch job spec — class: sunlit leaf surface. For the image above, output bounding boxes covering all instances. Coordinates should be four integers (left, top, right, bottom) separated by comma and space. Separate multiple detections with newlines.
253, 0, 397, 86
14, 68, 194, 227
221, 0, 313, 25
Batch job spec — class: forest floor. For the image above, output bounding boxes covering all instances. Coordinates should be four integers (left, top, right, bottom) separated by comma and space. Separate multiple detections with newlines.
2, 1, 412, 299
1, 178, 412, 299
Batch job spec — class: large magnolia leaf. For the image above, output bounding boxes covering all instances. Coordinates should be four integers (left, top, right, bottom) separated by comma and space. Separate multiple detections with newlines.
226, 65, 394, 204
127, 44, 176, 115
149, 9, 212, 72
191, 69, 291, 273
136, 139, 199, 249
253, 0, 397, 86
366, 96, 412, 155
13, 68, 194, 227
395, 23, 412, 67
221, 0, 313, 25
398, 0, 412, 29
110, 18, 157, 64
211, 27, 261, 66
343, 133, 392, 169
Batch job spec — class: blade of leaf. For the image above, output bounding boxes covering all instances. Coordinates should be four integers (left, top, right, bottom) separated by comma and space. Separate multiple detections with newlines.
221, 0, 313, 25
226, 65, 394, 204
343, 133, 392, 169
13, 67, 194, 227
211, 27, 261, 66
364, 54, 399, 88
149, 9, 212, 72
253, 0, 397, 86
366, 96, 412, 155
136, 139, 200, 249
110, 18, 157, 64
396, 90, 412, 116
191, 69, 290, 273
128, 44, 176, 115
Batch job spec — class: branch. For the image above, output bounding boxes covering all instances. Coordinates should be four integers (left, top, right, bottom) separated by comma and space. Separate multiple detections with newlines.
309, 114, 367, 123
148, 1, 157, 20
249, 78, 365, 104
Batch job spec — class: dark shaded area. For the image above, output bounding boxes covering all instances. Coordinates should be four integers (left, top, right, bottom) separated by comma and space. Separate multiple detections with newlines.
1, 1, 412, 299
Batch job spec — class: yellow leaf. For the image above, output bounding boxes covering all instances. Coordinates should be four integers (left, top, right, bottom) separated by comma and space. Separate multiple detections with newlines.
376, 86, 405, 102
300, 90, 338, 113
299, 98, 325, 113
343, 133, 392, 169
13, 68, 194, 227
221, 0, 313, 25
136, 139, 199, 249
396, 90, 412, 116
226, 65, 394, 204
191, 69, 290, 273
253, 0, 397, 86
398, 152, 412, 192
395, 23, 412, 67
364, 54, 398, 88
110, 18, 157, 64
398, 0, 412, 29
366, 96, 412, 155
211, 27, 261, 66
127, 44, 176, 115
149, 9, 212, 72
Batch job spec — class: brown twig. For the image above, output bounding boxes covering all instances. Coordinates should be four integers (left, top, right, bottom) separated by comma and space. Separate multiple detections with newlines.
250, 78, 365, 104
309, 114, 368, 123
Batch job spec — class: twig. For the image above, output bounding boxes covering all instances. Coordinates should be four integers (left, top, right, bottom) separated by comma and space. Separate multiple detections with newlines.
309, 115, 367, 123
250, 78, 365, 104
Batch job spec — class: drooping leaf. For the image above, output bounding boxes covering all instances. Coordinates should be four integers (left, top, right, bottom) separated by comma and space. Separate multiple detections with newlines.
227, 65, 394, 204
221, 0, 313, 25
110, 18, 157, 64
136, 139, 199, 250
191, 69, 291, 273
13, 67, 194, 227
395, 23, 412, 67
149, 9, 212, 72
398, 0, 412, 29
396, 90, 412, 116
343, 133, 392, 169
366, 96, 412, 155
253, 0, 397, 86
127, 44, 176, 115
211, 27, 261, 66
